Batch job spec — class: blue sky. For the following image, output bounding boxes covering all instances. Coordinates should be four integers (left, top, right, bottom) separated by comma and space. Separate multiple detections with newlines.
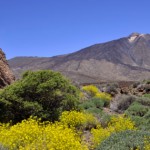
0, 0, 150, 59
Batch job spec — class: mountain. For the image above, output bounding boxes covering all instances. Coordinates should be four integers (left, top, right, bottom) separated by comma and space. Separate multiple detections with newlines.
0, 49, 15, 88
8, 33, 150, 84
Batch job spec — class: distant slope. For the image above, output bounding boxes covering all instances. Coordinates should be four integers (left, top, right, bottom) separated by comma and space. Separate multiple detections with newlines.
8, 33, 150, 83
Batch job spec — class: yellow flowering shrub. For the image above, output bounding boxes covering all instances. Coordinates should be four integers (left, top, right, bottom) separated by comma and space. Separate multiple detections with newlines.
144, 138, 150, 150
60, 111, 98, 130
91, 125, 111, 148
95, 92, 111, 101
0, 117, 88, 150
82, 85, 111, 101
108, 115, 135, 132
91, 115, 135, 148
82, 85, 99, 97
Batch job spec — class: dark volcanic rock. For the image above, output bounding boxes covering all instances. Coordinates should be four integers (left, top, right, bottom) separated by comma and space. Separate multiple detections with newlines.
8, 33, 150, 84
0, 49, 15, 88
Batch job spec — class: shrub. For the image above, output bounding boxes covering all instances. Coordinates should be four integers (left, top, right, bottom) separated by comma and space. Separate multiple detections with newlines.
82, 85, 99, 97
82, 85, 111, 108
96, 130, 150, 150
84, 107, 102, 115
98, 112, 112, 128
79, 98, 104, 115
80, 98, 104, 109
0, 117, 88, 150
143, 94, 150, 99
136, 97, 150, 106
115, 95, 136, 112
92, 98, 105, 108
91, 125, 111, 149
125, 102, 149, 117
144, 138, 150, 150
0, 70, 79, 123
108, 115, 135, 131
91, 116, 135, 148
95, 92, 111, 101
144, 109, 150, 119
128, 116, 150, 131
100, 99, 110, 107
125, 104, 150, 130
124, 96, 150, 130
82, 85, 111, 101
79, 101, 95, 110
59, 111, 98, 130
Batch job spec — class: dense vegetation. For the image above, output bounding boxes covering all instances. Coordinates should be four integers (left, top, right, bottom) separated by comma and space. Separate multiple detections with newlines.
0, 70, 149, 150
0, 70, 79, 123
96, 130, 150, 150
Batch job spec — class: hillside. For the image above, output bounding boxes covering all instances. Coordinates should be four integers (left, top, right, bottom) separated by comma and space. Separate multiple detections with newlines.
8, 33, 150, 83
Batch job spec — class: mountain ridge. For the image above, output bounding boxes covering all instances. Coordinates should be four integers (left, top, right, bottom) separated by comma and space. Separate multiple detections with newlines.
8, 33, 150, 83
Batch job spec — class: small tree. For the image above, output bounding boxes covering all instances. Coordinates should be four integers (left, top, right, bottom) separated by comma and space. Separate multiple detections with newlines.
0, 70, 79, 123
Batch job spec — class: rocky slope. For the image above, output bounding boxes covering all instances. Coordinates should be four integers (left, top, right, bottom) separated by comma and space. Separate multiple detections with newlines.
8, 33, 150, 83
0, 49, 15, 88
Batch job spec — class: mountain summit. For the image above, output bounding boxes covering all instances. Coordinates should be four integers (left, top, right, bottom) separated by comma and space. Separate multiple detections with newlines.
8, 33, 150, 83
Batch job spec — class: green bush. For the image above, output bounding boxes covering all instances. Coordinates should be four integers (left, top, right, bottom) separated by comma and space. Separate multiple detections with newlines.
91, 98, 105, 108
85, 107, 102, 114
99, 112, 112, 128
0, 70, 79, 123
125, 100, 150, 130
101, 98, 110, 107
143, 94, 150, 99
79, 97, 104, 114
125, 102, 149, 117
144, 110, 150, 119
128, 116, 150, 131
114, 95, 150, 113
143, 110, 150, 130
136, 97, 150, 106
79, 101, 95, 110
96, 130, 150, 150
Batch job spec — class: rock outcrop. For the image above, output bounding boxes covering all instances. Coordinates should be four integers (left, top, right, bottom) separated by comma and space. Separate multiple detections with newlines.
0, 49, 15, 88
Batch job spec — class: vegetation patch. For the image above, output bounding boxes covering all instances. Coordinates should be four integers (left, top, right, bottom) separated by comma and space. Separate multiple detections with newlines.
96, 130, 150, 150
125, 101, 149, 117
91, 116, 135, 148
0, 70, 79, 123
59, 110, 99, 130
0, 117, 88, 150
